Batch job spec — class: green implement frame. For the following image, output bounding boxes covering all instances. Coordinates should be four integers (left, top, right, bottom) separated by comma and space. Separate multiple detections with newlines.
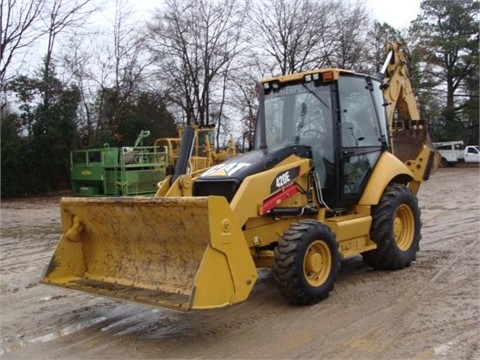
70, 131, 169, 196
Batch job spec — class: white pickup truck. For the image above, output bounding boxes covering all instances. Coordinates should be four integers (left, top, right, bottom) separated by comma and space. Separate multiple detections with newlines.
434, 141, 480, 166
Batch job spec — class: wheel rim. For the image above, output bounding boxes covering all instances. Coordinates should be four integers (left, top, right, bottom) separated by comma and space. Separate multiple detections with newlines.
393, 204, 415, 251
303, 240, 331, 287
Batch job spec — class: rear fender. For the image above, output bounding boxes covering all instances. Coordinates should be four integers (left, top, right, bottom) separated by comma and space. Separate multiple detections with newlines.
358, 152, 413, 206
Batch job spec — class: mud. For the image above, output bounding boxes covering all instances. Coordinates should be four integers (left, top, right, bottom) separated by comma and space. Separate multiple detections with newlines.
1, 167, 479, 359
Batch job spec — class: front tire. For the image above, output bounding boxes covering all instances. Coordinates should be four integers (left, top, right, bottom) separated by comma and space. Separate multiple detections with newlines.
362, 184, 421, 270
273, 220, 339, 305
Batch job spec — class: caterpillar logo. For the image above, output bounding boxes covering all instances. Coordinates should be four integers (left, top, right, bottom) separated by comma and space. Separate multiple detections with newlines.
270, 167, 300, 192
201, 162, 250, 177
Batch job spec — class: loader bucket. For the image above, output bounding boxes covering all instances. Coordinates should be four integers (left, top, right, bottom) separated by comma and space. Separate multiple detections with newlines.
41, 196, 257, 311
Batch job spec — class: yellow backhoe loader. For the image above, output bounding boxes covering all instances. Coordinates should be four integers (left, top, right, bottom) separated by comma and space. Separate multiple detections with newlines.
41, 42, 435, 311
154, 125, 237, 177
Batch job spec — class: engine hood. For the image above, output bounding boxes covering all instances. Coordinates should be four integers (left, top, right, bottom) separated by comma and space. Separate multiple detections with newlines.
193, 145, 311, 201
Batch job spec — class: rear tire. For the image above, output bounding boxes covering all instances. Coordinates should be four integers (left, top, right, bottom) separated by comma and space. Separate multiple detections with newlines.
362, 184, 421, 270
273, 219, 339, 305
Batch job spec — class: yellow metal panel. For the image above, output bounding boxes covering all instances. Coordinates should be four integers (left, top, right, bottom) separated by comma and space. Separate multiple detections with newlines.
191, 247, 235, 309
358, 152, 413, 205
326, 215, 376, 258
243, 216, 298, 248
262, 68, 352, 83
192, 196, 257, 308
155, 175, 172, 196
404, 146, 435, 195
43, 214, 86, 279
327, 215, 371, 241
230, 156, 311, 227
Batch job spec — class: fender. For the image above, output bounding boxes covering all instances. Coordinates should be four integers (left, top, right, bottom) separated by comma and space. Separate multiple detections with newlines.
358, 152, 413, 206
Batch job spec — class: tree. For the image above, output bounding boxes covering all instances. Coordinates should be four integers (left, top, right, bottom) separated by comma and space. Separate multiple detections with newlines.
59, 0, 155, 147
234, 74, 257, 151
92, 0, 153, 146
249, 0, 373, 75
116, 90, 177, 146
323, 0, 372, 72
7, 68, 81, 193
0, 0, 46, 108
60, 34, 95, 146
409, 0, 479, 142
249, 0, 336, 75
147, 0, 247, 130
40, 0, 95, 107
32, 76, 80, 191
1, 112, 28, 195
462, 64, 479, 144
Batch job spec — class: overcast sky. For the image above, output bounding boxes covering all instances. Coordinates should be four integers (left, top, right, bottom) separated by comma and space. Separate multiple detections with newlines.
128, 0, 422, 29
9, 0, 423, 81
367, 0, 421, 29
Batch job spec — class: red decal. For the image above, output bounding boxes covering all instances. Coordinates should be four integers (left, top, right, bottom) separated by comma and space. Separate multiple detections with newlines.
262, 184, 298, 214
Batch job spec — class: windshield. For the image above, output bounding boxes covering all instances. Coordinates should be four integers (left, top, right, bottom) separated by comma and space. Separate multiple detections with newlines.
255, 82, 333, 151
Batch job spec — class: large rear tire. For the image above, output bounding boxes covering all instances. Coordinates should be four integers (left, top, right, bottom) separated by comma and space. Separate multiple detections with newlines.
362, 184, 421, 270
273, 219, 339, 305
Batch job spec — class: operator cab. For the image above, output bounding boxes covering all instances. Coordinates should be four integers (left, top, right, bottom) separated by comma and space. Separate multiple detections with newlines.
258, 70, 388, 209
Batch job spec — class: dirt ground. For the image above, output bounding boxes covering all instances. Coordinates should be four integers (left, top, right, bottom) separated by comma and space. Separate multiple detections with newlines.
1, 166, 479, 360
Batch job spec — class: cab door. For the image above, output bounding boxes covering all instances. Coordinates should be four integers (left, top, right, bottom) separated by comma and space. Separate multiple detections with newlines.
337, 75, 385, 207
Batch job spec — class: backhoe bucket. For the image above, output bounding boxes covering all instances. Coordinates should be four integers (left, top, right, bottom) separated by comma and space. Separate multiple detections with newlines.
41, 196, 257, 311
392, 121, 439, 171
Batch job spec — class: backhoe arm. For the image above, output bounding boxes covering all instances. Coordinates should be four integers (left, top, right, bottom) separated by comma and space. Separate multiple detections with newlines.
380, 42, 436, 191
382, 42, 421, 131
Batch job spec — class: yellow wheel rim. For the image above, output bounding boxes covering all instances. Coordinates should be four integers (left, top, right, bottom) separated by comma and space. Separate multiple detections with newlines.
393, 204, 415, 251
303, 240, 331, 287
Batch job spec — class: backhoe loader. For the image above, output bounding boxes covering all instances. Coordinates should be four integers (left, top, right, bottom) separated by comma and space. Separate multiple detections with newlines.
154, 125, 237, 178
41, 42, 435, 311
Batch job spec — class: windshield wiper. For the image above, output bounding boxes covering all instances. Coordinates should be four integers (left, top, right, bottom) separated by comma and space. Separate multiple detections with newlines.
301, 83, 330, 109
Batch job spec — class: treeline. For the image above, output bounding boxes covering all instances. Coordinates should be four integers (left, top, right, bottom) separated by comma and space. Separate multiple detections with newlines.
1, 0, 478, 197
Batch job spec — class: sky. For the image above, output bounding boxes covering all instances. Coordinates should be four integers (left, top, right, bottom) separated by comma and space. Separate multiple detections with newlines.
128, 0, 423, 30
7, 0, 423, 84
367, 0, 422, 29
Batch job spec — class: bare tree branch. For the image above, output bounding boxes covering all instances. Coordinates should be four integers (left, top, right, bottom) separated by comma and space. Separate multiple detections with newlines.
250, 0, 338, 75
0, 0, 46, 96
147, 0, 248, 127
